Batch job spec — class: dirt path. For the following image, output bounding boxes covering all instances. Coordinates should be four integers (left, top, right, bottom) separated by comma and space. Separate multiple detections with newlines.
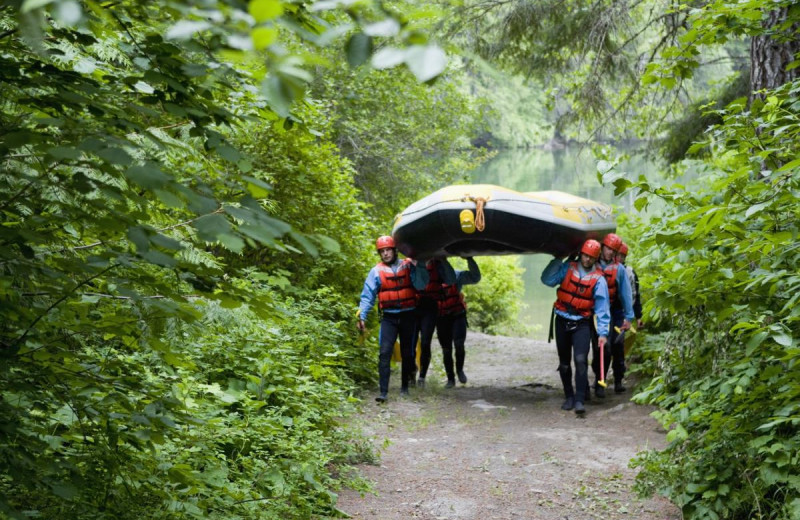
336, 332, 680, 520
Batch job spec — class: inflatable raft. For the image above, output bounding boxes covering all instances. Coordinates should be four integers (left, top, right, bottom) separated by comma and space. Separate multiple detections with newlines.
392, 184, 616, 259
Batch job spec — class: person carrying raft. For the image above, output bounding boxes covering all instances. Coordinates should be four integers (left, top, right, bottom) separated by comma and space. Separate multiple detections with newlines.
593, 233, 635, 396
357, 236, 428, 403
540, 239, 610, 415
415, 257, 457, 388
435, 257, 481, 388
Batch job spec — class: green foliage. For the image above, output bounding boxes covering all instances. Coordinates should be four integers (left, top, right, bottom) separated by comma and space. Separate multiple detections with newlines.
228, 99, 374, 295
458, 256, 526, 335
660, 69, 750, 164
611, 79, 800, 519
0, 1, 475, 518
0, 281, 376, 519
453, 0, 761, 148
159, 287, 375, 520
310, 47, 490, 225
455, 0, 662, 139
331, 0, 450, 82
0, 7, 297, 516
459, 55, 549, 148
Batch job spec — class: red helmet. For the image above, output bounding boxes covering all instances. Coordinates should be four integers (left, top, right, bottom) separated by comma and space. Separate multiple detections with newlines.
619, 242, 629, 255
580, 239, 601, 259
375, 235, 395, 250
602, 233, 623, 252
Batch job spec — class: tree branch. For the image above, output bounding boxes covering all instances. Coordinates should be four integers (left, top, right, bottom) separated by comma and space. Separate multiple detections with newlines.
0, 28, 18, 40
11, 263, 119, 349
49, 207, 224, 255
0, 180, 35, 212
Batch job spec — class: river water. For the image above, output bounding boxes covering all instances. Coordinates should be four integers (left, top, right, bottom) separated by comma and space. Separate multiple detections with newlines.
468, 147, 652, 340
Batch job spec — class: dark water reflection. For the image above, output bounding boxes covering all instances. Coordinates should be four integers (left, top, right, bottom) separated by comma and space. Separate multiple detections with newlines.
468, 147, 652, 339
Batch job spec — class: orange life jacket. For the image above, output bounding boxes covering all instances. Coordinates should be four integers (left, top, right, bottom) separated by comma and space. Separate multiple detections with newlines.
602, 262, 620, 304
554, 262, 603, 318
438, 284, 466, 316
419, 260, 443, 301
377, 260, 417, 310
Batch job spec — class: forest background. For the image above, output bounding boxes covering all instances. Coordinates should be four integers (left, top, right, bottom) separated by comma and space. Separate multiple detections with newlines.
1, 1, 799, 519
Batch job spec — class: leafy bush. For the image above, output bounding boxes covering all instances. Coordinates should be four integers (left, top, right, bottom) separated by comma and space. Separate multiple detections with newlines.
0, 4, 469, 518
0, 1, 492, 517
610, 79, 800, 520
160, 287, 375, 519
0, 280, 375, 520
459, 256, 526, 335
310, 53, 490, 225
231, 101, 374, 296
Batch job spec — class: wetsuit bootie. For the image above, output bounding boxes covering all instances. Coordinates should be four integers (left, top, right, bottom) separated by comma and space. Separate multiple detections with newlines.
400, 387, 410, 397
445, 379, 455, 388
574, 401, 586, 415
375, 393, 387, 403
561, 396, 575, 410
417, 377, 425, 389
457, 370, 468, 384
615, 379, 626, 393
595, 383, 606, 398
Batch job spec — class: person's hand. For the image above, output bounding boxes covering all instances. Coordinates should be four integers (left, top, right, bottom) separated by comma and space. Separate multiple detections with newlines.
598, 336, 607, 350
621, 319, 631, 331
637, 319, 644, 329
409, 258, 418, 266
357, 319, 365, 332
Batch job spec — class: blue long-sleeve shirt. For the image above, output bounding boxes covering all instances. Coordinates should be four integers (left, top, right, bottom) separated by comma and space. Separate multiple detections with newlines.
358, 258, 429, 321
540, 257, 611, 338
599, 260, 635, 321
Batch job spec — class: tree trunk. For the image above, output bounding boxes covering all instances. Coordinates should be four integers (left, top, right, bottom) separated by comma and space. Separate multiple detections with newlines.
750, 7, 800, 99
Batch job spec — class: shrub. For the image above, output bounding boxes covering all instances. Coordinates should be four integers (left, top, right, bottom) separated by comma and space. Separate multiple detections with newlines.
459, 256, 526, 335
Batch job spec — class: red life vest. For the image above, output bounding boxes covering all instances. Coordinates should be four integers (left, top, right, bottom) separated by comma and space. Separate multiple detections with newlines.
602, 262, 620, 304
438, 284, 466, 316
419, 260, 443, 301
377, 260, 417, 310
554, 262, 603, 318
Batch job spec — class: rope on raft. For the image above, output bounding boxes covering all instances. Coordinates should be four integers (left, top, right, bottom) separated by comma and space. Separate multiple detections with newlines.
472, 197, 487, 232
462, 195, 488, 232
